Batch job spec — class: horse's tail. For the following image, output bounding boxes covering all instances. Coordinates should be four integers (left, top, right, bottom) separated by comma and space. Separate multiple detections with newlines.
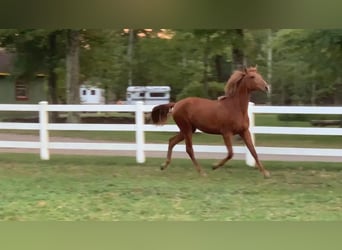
151, 102, 176, 125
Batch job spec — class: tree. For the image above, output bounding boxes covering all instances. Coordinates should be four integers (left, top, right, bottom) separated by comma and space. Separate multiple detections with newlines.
3, 28, 339, 108
65, 29, 80, 123
127, 29, 203, 100
80, 29, 127, 102
271, 29, 342, 105
231, 29, 245, 70
0, 29, 65, 121
192, 30, 224, 97
129, 29, 269, 101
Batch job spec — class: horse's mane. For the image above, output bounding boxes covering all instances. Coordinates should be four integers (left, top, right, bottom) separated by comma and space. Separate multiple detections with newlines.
224, 67, 258, 97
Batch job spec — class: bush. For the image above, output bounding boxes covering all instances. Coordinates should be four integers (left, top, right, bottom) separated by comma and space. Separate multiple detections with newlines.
176, 81, 225, 100
207, 82, 225, 99
277, 113, 342, 122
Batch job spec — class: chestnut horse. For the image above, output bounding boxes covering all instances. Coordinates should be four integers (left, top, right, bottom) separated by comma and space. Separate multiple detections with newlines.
151, 67, 270, 178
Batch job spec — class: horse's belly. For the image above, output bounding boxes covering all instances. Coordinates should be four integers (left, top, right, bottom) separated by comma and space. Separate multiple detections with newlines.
195, 124, 221, 134
196, 120, 247, 135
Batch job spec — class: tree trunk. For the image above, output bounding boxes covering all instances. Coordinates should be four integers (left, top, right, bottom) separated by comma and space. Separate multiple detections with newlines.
202, 34, 210, 97
214, 55, 223, 82
311, 82, 316, 105
266, 29, 273, 104
66, 29, 80, 123
333, 78, 342, 105
231, 29, 245, 71
127, 29, 134, 86
47, 31, 59, 122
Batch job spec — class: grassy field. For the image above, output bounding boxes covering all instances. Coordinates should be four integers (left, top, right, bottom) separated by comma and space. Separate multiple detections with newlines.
0, 153, 341, 221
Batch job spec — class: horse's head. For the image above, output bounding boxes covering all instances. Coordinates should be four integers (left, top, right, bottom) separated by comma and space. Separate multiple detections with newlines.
243, 66, 269, 93
224, 66, 269, 97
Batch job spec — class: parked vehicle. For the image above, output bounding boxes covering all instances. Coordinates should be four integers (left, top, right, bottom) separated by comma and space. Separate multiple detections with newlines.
80, 85, 105, 104
126, 86, 170, 105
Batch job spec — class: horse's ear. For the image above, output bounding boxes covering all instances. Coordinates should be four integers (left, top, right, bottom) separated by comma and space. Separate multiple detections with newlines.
255, 64, 258, 70
243, 67, 248, 74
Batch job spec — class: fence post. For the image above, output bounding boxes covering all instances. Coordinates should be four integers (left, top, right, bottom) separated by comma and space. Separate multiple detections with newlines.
246, 102, 256, 167
135, 101, 146, 163
39, 101, 50, 160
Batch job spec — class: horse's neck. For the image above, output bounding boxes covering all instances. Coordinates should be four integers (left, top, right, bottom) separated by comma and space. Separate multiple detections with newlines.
232, 87, 250, 115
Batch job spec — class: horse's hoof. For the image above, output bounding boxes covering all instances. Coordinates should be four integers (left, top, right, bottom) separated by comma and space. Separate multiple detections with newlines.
263, 171, 271, 178
200, 171, 207, 177
160, 161, 169, 171
212, 163, 220, 170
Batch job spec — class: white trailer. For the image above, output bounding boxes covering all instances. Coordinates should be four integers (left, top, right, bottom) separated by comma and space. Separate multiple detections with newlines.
126, 86, 170, 105
80, 85, 105, 104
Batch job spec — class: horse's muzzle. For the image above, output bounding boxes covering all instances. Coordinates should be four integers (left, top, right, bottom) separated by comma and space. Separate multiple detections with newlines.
265, 84, 270, 93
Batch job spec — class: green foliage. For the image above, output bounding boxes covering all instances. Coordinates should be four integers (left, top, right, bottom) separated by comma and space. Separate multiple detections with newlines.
1, 28, 342, 105
133, 30, 204, 99
80, 29, 127, 101
0, 29, 49, 76
176, 81, 224, 100
271, 29, 342, 105
207, 81, 225, 98
278, 113, 342, 122
176, 82, 205, 100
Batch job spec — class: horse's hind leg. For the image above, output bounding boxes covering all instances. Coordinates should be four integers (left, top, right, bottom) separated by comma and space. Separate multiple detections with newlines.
183, 131, 206, 176
240, 130, 270, 178
161, 132, 184, 170
213, 132, 233, 170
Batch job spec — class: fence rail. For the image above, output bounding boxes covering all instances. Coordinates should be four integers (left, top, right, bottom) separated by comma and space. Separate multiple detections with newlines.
0, 101, 341, 165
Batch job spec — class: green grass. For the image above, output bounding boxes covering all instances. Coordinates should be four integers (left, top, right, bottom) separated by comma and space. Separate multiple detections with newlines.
0, 153, 341, 221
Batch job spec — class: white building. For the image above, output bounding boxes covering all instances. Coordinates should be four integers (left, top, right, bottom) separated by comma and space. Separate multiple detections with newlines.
126, 86, 171, 105
80, 85, 105, 104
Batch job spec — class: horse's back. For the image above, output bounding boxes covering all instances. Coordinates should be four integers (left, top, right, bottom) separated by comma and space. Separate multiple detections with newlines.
173, 97, 216, 112
176, 97, 215, 106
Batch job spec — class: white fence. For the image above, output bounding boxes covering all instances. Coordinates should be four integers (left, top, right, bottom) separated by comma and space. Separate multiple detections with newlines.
0, 101, 341, 165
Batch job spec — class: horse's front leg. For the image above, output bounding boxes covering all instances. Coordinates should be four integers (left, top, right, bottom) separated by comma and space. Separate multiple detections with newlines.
240, 130, 270, 178
212, 132, 233, 170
